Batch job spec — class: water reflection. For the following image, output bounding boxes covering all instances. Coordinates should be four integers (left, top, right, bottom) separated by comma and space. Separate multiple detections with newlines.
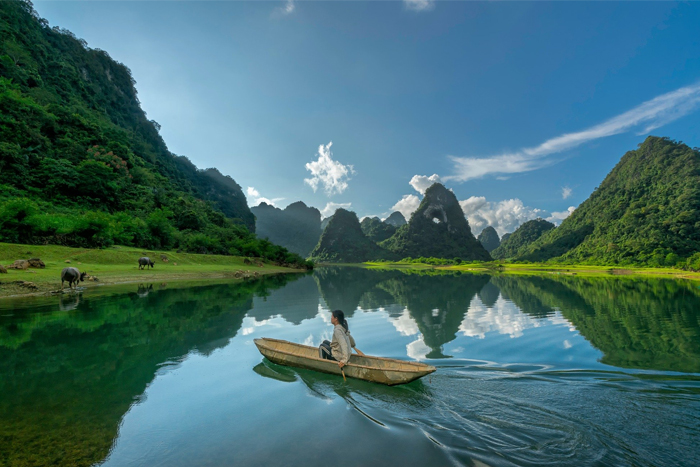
252, 359, 433, 413
2, 268, 700, 467
58, 292, 81, 311
136, 283, 154, 298
314, 267, 404, 317
0, 274, 302, 467
246, 272, 317, 325
311, 268, 700, 373
494, 275, 700, 372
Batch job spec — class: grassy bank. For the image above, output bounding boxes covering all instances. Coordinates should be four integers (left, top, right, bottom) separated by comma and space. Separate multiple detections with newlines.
364, 261, 700, 281
0, 243, 306, 298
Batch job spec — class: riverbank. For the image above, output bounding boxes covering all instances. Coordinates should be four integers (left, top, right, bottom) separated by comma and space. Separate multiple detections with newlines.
363, 261, 700, 281
0, 243, 307, 298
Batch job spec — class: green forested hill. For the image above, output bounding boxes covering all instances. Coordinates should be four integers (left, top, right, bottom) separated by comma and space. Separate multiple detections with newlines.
251, 201, 321, 258
360, 216, 396, 243
380, 183, 492, 261
491, 219, 555, 260
309, 209, 397, 263
516, 137, 700, 266
477, 226, 500, 253
0, 1, 308, 266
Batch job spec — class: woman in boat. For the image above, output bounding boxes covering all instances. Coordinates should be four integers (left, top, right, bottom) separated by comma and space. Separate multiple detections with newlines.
319, 310, 364, 367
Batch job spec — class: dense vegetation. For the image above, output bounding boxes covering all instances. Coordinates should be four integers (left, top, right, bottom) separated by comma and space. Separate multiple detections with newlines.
360, 216, 396, 243
516, 137, 700, 267
251, 201, 321, 258
308, 208, 397, 263
477, 226, 500, 253
0, 1, 310, 268
381, 183, 492, 261
491, 219, 555, 260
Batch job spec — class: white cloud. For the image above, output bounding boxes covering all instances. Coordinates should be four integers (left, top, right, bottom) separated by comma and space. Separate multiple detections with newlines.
546, 206, 576, 224
391, 194, 421, 221
562, 186, 573, 200
445, 81, 700, 182
406, 336, 432, 360
458, 196, 488, 216
447, 153, 547, 182
460, 197, 546, 237
246, 186, 285, 207
271, 0, 295, 17
459, 295, 549, 339
409, 174, 441, 194
404, 0, 435, 12
390, 308, 420, 336
304, 141, 355, 196
321, 202, 352, 218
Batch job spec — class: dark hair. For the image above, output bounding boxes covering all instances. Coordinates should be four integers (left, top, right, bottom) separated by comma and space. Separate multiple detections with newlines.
332, 310, 348, 331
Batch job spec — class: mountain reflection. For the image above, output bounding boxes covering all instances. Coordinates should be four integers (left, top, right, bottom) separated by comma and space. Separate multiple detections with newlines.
312, 268, 700, 372
0, 275, 301, 467
2, 267, 699, 467
246, 272, 318, 325
313, 267, 490, 358
376, 272, 491, 358
493, 275, 700, 373
313, 267, 403, 317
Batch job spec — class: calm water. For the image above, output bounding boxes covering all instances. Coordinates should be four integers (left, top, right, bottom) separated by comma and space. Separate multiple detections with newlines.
1, 268, 699, 467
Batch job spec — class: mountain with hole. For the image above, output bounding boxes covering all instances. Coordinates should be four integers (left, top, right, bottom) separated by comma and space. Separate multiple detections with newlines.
380, 183, 492, 261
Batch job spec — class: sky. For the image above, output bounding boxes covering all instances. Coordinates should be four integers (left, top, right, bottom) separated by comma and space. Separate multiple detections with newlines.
33, 1, 700, 235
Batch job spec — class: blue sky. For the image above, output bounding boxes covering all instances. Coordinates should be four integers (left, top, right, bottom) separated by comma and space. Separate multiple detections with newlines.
34, 1, 700, 235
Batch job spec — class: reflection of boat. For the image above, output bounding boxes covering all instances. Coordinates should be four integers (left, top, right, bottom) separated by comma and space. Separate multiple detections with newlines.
253, 361, 297, 383
254, 338, 436, 386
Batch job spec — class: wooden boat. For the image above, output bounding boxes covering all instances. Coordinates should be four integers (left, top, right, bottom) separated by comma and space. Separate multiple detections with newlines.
254, 337, 436, 386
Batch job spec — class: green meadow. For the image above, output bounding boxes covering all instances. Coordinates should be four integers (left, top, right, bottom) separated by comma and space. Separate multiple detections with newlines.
0, 243, 303, 298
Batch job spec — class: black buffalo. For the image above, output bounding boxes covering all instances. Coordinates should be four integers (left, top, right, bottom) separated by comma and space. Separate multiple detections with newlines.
61, 267, 88, 289
138, 257, 155, 269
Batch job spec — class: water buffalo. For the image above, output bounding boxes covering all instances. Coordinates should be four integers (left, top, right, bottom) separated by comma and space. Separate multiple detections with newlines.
61, 267, 88, 289
138, 257, 155, 269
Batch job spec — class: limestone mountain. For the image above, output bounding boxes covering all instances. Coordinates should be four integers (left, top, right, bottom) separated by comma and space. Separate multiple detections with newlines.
477, 226, 500, 253
251, 201, 322, 257
491, 219, 555, 260
361, 217, 396, 243
309, 209, 397, 263
321, 217, 331, 231
384, 211, 407, 227
380, 183, 492, 261
515, 137, 700, 266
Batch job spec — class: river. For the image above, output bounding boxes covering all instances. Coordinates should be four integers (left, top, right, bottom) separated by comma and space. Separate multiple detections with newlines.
1, 267, 699, 466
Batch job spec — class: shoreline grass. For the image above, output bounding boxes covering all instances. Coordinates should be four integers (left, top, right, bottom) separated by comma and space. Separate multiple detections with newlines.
0, 243, 307, 298
362, 261, 700, 281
